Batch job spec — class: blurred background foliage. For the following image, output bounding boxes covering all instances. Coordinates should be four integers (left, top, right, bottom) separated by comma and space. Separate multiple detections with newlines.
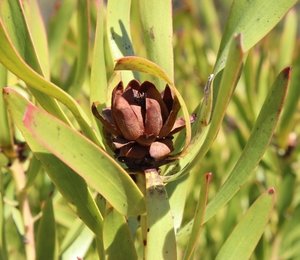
0, 0, 299, 259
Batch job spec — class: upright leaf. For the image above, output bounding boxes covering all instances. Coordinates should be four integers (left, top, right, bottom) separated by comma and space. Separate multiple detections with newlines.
0, 65, 13, 155
106, 0, 134, 83
178, 67, 291, 238
204, 67, 290, 222
216, 189, 275, 260
22, 0, 50, 79
103, 209, 137, 260
139, 0, 174, 85
36, 198, 57, 260
67, 0, 90, 95
214, 0, 297, 74
90, 0, 107, 106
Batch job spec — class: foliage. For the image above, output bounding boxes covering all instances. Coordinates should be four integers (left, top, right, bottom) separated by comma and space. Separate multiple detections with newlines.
0, 0, 299, 259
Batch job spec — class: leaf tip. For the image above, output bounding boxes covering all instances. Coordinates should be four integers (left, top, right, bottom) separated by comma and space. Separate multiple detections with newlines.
2, 87, 10, 96
282, 67, 291, 80
205, 172, 213, 183
267, 187, 275, 195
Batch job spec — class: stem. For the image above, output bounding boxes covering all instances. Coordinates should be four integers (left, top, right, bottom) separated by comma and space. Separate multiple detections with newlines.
135, 172, 147, 260
10, 160, 35, 260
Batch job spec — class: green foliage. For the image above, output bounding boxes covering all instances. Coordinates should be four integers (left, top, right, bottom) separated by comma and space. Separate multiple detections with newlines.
0, 0, 299, 259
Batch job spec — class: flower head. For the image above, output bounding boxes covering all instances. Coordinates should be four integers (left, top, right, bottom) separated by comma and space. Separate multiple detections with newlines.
92, 80, 187, 170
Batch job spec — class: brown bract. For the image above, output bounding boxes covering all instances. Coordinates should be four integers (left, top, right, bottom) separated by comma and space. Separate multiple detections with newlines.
92, 80, 187, 170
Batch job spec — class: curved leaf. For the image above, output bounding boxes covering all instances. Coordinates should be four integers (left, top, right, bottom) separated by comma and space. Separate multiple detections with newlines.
21, 98, 145, 216
0, 19, 99, 143
4, 88, 104, 237
0, 0, 67, 120
214, 0, 297, 74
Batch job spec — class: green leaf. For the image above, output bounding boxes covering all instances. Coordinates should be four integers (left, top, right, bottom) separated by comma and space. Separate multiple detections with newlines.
277, 47, 300, 147
4, 88, 104, 236
0, 64, 14, 155
216, 189, 275, 260
0, 19, 99, 143
183, 173, 212, 260
166, 174, 190, 232
0, 0, 67, 121
276, 9, 297, 72
22, 0, 50, 79
214, 0, 297, 74
106, 0, 134, 83
145, 169, 177, 260
204, 67, 290, 222
0, 184, 8, 259
139, 0, 174, 84
103, 208, 137, 260
36, 197, 57, 260
21, 97, 145, 216
90, 0, 107, 106
67, 0, 90, 95
165, 34, 244, 181
61, 223, 94, 260
48, 0, 76, 68
178, 67, 290, 238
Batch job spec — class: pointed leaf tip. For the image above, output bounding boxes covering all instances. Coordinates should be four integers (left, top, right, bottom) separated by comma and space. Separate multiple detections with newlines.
268, 187, 275, 195
282, 67, 291, 79
205, 172, 213, 182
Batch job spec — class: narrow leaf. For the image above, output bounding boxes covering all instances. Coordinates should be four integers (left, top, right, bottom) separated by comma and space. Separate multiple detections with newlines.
216, 188, 275, 260
48, 0, 76, 68
36, 197, 56, 260
22, 0, 50, 79
61, 224, 94, 260
0, 64, 13, 154
4, 88, 104, 236
183, 173, 212, 260
21, 99, 145, 216
139, 0, 174, 82
0, 20, 99, 143
178, 67, 291, 238
106, 0, 134, 83
68, 0, 90, 95
204, 67, 290, 222
165, 34, 244, 181
0, 0, 67, 120
103, 209, 137, 260
214, 0, 297, 74
90, 0, 107, 106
